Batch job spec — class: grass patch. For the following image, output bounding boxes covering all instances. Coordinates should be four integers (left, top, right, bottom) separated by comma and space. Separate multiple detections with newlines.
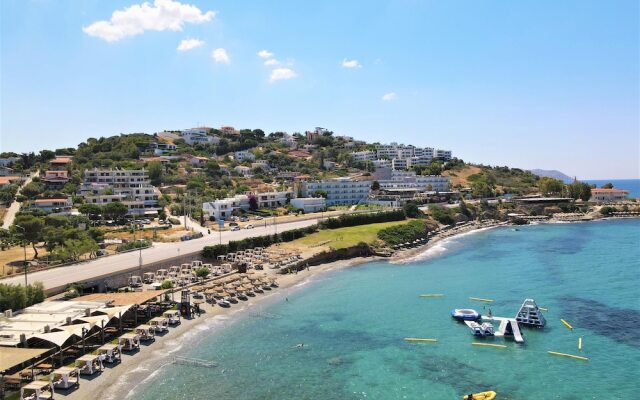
292, 220, 411, 249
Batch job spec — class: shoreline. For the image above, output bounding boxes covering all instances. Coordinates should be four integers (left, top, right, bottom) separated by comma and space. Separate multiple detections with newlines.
62, 256, 376, 400
60, 215, 633, 399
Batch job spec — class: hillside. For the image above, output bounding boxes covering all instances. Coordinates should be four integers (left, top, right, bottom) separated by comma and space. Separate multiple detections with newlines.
529, 169, 573, 183
443, 165, 539, 196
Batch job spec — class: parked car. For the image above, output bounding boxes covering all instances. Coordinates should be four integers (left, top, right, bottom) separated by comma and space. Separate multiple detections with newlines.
239, 216, 249, 222
245, 224, 255, 229
229, 222, 239, 227
255, 216, 264, 220
230, 226, 241, 231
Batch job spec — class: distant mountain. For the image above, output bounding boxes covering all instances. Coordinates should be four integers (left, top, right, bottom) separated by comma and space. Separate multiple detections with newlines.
529, 169, 573, 183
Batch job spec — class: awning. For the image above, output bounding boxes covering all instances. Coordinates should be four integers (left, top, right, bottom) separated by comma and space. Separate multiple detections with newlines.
0, 347, 51, 373
30, 331, 77, 348
93, 305, 134, 318
54, 323, 93, 337
74, 315, 112, 327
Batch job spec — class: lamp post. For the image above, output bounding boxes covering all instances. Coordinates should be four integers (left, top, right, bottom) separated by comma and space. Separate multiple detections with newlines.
15, 225, 27, 287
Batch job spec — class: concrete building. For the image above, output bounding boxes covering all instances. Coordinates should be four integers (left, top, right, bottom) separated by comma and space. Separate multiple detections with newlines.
351, 150, 377, 162
0, 166, 15, 176
590, 189, 630, 202
29, 197, 73, 214
251, 160, 270, 170
435, 149, 452, 160
203, 191, 291, 220
374, 170, 450, 192
80, 168, 159, 216
150, 142, 177, 155
189, 156, 209, 166
291, 197, 326, 213
323, 160, 337, 170
234, 150, 256, 161
42, 170, 70, 190
301, 178, 372, 206
234, 165, 252, 176
254, 191, 291, 208
220, 126, 238, 135
181, 127, 220, 146
0, 157, 19, 167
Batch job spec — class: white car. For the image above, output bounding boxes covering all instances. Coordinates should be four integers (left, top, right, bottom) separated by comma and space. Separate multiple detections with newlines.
230, 226, 241, 231
245, 224, 255, 229
255, 216, 264, 220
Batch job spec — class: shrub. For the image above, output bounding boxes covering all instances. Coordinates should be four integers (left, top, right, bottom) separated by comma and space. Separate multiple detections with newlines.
0, 282, 46, 311
428, 205, 455, 225
320, 210, 406, 229
160, 280, 174, 289
377, 220, 430, 245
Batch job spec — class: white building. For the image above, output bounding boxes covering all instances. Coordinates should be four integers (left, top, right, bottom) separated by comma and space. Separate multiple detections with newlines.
251, 160, 270, 170
323, 160, 337, 170
373, 143, 452, 166
234, 150, 256, 161
80, 168, 159, 216
291, 197, 326, 213
29, 197, 73, 214
301, 178, 372, 206
203, 191, 291, 220
351, 150, 376, 162
377, 171, 450, 192
590, 189, 630, 202
181, 127, 220, 146
234, 166, 252, 176
435, 149, 452, 160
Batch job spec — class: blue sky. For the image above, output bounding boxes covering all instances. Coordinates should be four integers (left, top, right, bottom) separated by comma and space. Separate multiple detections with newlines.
1, 0, 638, 179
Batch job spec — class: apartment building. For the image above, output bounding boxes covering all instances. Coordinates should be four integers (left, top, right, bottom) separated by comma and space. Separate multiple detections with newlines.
351, 150, 377, 162
80, 168, 159, 216
301, 178, 372, 206
589, 189, 630, 202
367, 143, 452, 168
181, 127, 220, 146
42, 156, 72, 189
376, 170, 450, 192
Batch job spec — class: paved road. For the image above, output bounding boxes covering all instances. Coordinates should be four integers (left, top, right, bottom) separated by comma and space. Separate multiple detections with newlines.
2, 218, 318, 290
2, 172, 36, 230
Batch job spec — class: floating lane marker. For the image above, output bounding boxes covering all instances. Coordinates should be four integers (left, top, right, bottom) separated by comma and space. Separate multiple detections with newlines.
560, 319, 573, 330
578, 337, 583, 351
404, 338, 437, 343
539, 307, 548, 312
548, 351, 588, 361
419, 294, 444, 298
472, 342, 507, 349
469, 297, 494, 303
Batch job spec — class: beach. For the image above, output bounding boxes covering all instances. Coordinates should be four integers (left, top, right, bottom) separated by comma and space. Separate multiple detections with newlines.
59, 215, 637, 399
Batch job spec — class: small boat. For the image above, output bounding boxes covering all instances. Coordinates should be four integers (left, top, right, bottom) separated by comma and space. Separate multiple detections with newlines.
462, 391, 496, 400
451, 309, 480, 321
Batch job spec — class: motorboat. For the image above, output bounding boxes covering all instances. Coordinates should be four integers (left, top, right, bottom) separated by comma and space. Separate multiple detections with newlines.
451, 309, 480, 321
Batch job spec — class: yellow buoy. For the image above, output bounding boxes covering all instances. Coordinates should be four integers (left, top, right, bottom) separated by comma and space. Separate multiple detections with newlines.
419, 294, 444, 298
469, 297, 494, 303
472, 342, 507, 349
548, 351, 588, 361
404, 338, 437, 343
560, 319, 573, 330
578, 337, 583, 351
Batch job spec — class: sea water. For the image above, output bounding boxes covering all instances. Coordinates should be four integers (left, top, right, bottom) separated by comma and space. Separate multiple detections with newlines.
131, 220, 640, 399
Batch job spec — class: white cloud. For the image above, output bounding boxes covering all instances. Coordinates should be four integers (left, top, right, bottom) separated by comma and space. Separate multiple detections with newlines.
264, 59, 279, 66
341, 59, 362, 68
258, 50, 274, 59
269, 68, 297, 82
83, 0, 216, 42
212, 48, 230, 64
177, 38, 204, 51
382, 92, 397, 101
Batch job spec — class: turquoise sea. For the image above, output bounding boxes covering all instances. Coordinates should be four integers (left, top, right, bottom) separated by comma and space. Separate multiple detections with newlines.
131, 220, 640, 400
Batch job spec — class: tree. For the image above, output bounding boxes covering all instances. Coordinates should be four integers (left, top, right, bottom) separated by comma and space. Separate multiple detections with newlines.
538, 177, 564, 196
403, 202, 423, 218
11, 215, 44, 258
248, 193, 259, 210
147, 161, 163, 186
195, 267, 210, 280
371, 181, 380, 191
79, 203, 103, 220
602, 182, 614, 189
103, 202, 128, 220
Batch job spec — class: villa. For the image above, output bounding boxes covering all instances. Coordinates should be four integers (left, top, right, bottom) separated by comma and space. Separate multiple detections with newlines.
590, 188, 630, 202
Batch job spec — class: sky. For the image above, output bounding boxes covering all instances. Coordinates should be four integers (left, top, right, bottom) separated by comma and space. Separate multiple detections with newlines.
1, 0, 638, 179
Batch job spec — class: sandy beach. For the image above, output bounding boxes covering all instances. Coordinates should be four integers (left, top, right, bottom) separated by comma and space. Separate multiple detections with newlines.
59, 220, 506, 399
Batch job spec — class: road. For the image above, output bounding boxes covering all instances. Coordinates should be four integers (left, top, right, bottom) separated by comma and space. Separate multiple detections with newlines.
2, 172, 36, 230
2, 218, 318, 290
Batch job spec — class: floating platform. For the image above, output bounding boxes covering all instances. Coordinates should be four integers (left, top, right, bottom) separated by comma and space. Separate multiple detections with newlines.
548, 351, 588, 361
515, 299, 546, 327
481, 316, 524, 343
404, 338, 437, 343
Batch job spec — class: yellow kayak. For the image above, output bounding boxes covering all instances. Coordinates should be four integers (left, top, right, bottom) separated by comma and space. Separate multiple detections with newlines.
463, 391, 496, 400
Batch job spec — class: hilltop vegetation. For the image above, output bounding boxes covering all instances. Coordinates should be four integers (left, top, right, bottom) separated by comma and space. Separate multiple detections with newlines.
443, 164, 539, 196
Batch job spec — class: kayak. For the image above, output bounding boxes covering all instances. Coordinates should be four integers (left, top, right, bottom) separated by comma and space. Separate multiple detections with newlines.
462, 391, 496, 400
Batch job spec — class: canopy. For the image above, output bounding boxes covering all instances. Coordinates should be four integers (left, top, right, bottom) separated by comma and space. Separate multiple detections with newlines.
0, 347, 50, 373
31, 331, 79, 348
54, 323, 93, 337
75, 315, 112, 327
93, 305, 134, 318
